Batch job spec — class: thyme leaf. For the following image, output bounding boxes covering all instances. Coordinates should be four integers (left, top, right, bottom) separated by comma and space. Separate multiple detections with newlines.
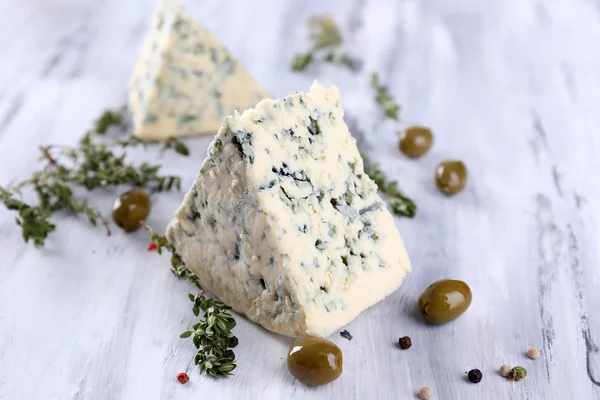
291, 15, 358, 72
361, 152, 416, 217
291, 52, 314, 72
324, 52, 361, 71
0, 109, 190, 247
309, 15, 343, 50
370, 72, 400, 121
0, 187, 56, 248
95, 110, 123, 134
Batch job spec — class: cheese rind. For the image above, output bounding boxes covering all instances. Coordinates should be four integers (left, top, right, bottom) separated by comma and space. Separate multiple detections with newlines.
128, 0, 270, 140
167, 82, 411, 337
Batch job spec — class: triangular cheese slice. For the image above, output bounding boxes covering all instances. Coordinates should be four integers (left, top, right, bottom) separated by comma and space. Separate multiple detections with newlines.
167, 82, 411, 337
128, 0, 270, 139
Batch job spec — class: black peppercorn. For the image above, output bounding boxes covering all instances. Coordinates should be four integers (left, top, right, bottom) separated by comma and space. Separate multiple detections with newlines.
398, 336, 412, 350
228, 336, 239, 348
340, 330, 353, 340
224, 350, 236, 361
468, 369, 483, 383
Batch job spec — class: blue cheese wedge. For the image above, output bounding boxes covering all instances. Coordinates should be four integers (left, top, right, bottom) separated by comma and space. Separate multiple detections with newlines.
128, 0, 269, 140
167, 82, 411, 337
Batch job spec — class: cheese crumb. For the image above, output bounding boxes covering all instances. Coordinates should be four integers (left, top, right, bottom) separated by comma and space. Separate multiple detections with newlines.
527, 347, 541, 359
419, 387, 433, 400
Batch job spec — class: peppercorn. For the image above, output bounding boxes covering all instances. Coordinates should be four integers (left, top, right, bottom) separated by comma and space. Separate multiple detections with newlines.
340, 330, 353, 340
509, 366, 527, 381
176, 372, 190, 384
224, 350, 235, 361
229, 336, 239, 348
527, 347, 540, 360
398, 336, 412, 350
467, 369, 482, 383
419, 386, 433, 400
499, 365, 511, 377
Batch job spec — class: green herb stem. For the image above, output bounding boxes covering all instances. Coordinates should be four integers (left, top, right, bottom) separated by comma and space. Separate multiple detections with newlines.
0, 110, 190, 247
309, 15, 343, 50
370, 72, 400, 121
292, 52, 314, 72
361, 152, 416, 218
0, 187, 56, 247
291, 15, 358, 72
324, 52, 360, 71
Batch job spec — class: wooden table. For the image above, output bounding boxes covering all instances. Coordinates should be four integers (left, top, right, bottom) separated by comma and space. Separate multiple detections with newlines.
1, 0, 599, 398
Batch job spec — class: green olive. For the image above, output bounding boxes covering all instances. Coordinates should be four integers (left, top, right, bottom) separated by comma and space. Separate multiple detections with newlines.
418, 279, 472, 324
399, 126, 434, 158
435, 160, 467, 195
287, 337, 343, 386
112, 189, 151, 232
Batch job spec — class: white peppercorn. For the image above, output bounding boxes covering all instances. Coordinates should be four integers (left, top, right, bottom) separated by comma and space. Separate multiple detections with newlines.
419, 386, 433, 400
527, 347, 541, 360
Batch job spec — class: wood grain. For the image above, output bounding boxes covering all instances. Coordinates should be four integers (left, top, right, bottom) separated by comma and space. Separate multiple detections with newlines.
1, 0, 600, 398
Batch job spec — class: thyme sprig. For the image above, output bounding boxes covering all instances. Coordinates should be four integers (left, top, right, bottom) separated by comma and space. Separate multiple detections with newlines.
95, 110, 123, 133
148, 230, 238, 377
148, 230, 200, 287
291, 15, 359, 72
370, 72, 400, 121
309, 15, 343, 50
324, 52, 359, 71
180, 293, 238, 377
0, 187, 56, 247
362, 153, 416, 217
0, 110, 189, 247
